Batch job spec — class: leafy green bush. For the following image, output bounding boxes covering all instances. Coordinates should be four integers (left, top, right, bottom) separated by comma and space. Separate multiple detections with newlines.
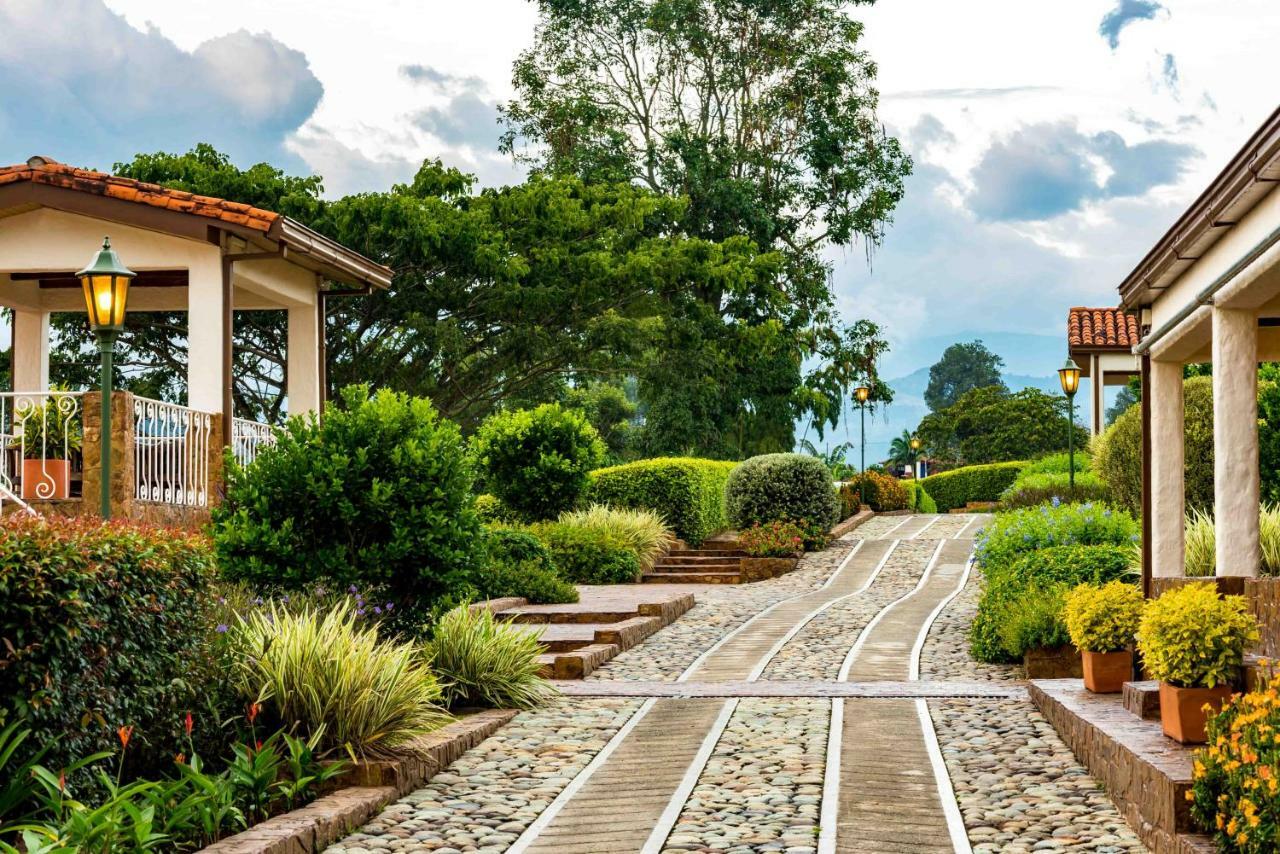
0, 516, 217, 778
974, 502, 1140, 575
213, 387, 483, 623
527, 522, 642, 584
920, 461, 1025, 511
479, 529, 578, 604
471, 403, 605, 521
427, 607, 557, 710
584, 457, 736, 545
1063, 581, 1144, 653
839, 471, 909, 514
556, 505, 675, 571
226, 601, 451, 759
970, 542, 1135, 663
726, 453, 839, 531
999, 471, 1112, 509
1137, 583, 1258, 688
475, 494, 509, 524
1021, 452, 1091, 476
904, 480, 937, 513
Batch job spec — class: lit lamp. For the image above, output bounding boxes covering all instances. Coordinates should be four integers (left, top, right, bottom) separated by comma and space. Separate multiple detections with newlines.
78, 237, 134, 518
909, 434, 922, 479
854, 384, 871, 508
1058, 357, 1082, 490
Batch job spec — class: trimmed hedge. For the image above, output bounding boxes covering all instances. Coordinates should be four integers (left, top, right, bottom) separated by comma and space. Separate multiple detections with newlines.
584, 457, 736, 546
904, 480, 938, 513
998, 471, 1111, 509
839, 472, 909, 515
726, 454, 839, 531
920, 461, 1026, 511
0, 516, 218, 777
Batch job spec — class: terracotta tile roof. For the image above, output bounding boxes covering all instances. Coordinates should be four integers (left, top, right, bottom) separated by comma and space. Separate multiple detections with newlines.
1068, 307, 1141, 350
0, 156, 279, 233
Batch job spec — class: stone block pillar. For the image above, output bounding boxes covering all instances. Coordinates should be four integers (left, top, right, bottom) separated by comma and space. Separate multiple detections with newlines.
81, 390, 136, 519
1150, 358, 1185, 578
1213, 306, 1260, 578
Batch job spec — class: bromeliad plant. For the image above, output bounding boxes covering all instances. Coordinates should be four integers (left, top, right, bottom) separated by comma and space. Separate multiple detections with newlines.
738, 520, 805, 558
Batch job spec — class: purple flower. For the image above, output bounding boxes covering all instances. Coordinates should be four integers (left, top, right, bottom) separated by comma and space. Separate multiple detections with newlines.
356, 609, 366, 617
216, 624, 229, 633
385, 602, 393, 611
348, 585, 358, 594
281, 595, 289, 604
373, 606, 383, 615
216, 596, 227, 605
253, 596, 263, 606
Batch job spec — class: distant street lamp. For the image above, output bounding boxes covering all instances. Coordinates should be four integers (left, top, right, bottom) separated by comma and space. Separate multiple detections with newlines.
910, 434, 922, 479
1058, 357, 1082, 490
78, 237, 134, 519
854, 384, 871, 507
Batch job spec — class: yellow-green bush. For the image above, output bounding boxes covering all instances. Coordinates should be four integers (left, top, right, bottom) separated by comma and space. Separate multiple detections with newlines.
921, 461, 1025, 511
556, 505, 675, 571
584, 457, 736, 545
1136, 583, 1258, 688
1063, 581, 1144, 653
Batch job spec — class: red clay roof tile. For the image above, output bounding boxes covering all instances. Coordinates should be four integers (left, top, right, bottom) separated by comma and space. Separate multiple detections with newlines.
1068, 307, 1141, 350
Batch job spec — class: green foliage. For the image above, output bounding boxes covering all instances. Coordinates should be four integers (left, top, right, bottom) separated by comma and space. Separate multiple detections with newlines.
974, 502, 1140, 574
1022, 452, 1091, 476
1137, 584, 1258, 688
18, 393, 82, 461
474, 494, 509, 524
839, 472, 909, 515
562, 381, 638, 464
471, 404, 605, 521
527, 523, 642, 585
584, 457, 736, 545
738, 521, 806, 558
726, 453, 839, 531
0, 516, 217, 779
998, 471, 1112, 509
478, 529, 579, 605
918, 385, 1086, 465
904, 480, 938, 513
226, 602, 451, 760
213, 387, 482, 622
426, 607, 557, 710
970, 542, 1135, 663
921, 462, 1026, 511
556, 505, 675, 571
1063, 581, 1145, 653
1179, 506, 1280, 579
924, 340, 1006, 412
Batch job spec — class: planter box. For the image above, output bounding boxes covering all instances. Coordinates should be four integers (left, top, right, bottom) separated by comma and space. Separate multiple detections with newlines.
1082, 650, 1133, 693
1024, 643, 1082, 679
21, 458, 71, 500
1159, 682, 1232, 744
740, 555, 799, 583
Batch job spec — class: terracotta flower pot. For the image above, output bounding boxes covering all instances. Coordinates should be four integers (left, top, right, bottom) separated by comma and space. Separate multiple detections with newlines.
21, 458, 70, 500
1082, 649, 1132, 693
1158, 682, 1233, 744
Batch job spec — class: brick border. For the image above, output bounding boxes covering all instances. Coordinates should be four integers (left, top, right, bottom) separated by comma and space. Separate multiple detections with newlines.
830, 508, 874, 539
199, 709, 517, 853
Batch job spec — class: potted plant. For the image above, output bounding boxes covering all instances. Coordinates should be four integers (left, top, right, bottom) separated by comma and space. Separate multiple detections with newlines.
1136, 583, 1259, 743
738, 520, 804, 582
1063, 581, 1143, 693
18, 395, 82, 500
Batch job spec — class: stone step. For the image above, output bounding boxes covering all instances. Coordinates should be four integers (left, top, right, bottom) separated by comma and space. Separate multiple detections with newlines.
665, 549, 747, 558
536, 643, 619, 679
1122, 680, 1161, 720
657, 554, 746, 565
501, 608, 642, 625
641, 571, 741, 584
650, 561, 741, 572
514, 615, 666, 654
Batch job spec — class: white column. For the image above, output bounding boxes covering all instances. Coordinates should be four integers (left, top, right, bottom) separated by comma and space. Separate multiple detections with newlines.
286, 303, 321, 416
1213, 307, 1260, 578
187, 255, 226, 413
12, 309, 50, 391
1150, 358, 1185, 578
1091, 353, 1104, 435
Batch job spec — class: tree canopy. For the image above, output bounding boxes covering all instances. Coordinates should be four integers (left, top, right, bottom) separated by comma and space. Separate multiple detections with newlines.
924, 340, 1006, 412
916, 385, 1086, 465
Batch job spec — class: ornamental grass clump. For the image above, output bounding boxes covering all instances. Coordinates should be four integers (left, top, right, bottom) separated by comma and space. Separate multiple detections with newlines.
1137, 584, 1258, 689
1063, 581, 1144, 653
227, 601, 451, 760
556, 505, 675, 571
1183, 505, 1280, 577
427, 606, 557, 710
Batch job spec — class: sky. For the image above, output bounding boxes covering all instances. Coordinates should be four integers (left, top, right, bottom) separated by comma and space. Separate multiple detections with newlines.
2, 0, 1278, 445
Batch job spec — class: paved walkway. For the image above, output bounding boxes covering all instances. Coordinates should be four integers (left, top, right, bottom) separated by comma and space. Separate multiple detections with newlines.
328, 515, 1147, 854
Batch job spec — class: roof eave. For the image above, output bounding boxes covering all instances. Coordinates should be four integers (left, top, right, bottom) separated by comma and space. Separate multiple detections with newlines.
274, 217, 392, 290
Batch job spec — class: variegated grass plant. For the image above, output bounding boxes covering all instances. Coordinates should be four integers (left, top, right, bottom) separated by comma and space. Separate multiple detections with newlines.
427, 606, 557, 710
556, 504, 676, 571
1182, 505, 1280, 577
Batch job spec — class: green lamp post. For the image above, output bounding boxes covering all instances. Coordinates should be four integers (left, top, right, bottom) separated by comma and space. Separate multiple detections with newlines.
1057, 357, 1082, 490
854, 384, 871, 507
77, 237, 134, 519
909, 434, 922, 479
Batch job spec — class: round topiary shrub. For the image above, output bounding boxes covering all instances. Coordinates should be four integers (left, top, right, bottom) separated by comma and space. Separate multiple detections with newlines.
471, 404, 605, 521
726, 453, 839, 532
213, 386, 483, 622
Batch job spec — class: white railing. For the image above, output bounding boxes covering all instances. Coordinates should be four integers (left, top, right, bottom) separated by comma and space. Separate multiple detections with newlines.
231, 417, 277, 469
0, 391, 84, 505
134, 396, 212, 507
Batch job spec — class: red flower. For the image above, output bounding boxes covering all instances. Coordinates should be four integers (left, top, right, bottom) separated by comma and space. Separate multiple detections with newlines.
246, 702, 260, 724
184, 711, 194, 736
57, 769, 66, 793
174, 752, 186, 765
117, 725, 133, 750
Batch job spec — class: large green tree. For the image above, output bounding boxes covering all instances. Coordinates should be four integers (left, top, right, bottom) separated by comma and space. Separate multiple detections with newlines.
917, 385, 1086, 465
923, 340, 1006, 412
503, 0, 910, 454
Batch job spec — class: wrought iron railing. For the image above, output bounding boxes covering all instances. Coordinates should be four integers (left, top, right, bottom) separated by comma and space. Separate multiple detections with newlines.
231, 417, 277, 469
0, 391, 84, 506
134, 396, 212, 507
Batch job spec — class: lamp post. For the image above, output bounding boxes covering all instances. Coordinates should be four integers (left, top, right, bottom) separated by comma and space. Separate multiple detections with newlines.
78, 237, 134, 519
1058, 357, 1082, 491
854, 384, 871, 507
910, 434, 922, 479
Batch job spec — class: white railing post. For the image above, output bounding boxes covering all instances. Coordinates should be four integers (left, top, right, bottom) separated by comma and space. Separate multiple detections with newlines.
231, 417, 278, 469
133, 396, 213, 508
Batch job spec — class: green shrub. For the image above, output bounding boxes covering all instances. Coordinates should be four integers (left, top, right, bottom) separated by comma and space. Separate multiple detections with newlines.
974, 502, 1139, 575
557, 505, 675, 571
479, 529, 579, 604
0, 516, 217, 778
528, 522, 642, 584
471, 404, 605, 521
1063, 581, 1145, 653
226, 601, 450, 759
970, 542, 1135, 663
993, 581, 1071, 661
475, 494, 509, 524
584, 457, 736, 545
1021, 452, 1091, 476
839, 471, 909, 514
427, 607, 557, 710
213, 387, 482, 623
999, 471, 1112, 509
920, 461, 1025, 511
904, 480, 938, 513
726, 453, 839, 531
1137, 583, 1258, 688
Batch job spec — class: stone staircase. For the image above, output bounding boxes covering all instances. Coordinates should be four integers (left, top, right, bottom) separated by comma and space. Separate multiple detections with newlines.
642, 546, 748, 584
492, 589, 695, 679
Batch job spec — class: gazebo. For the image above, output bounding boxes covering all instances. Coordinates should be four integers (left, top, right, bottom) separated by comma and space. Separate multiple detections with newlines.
0, 156, 391, 522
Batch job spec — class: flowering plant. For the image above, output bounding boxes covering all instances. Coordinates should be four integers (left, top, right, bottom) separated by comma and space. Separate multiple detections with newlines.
973, 501, 1139, 573
738, 520, 805, 557
1190, 670, 1280, 851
